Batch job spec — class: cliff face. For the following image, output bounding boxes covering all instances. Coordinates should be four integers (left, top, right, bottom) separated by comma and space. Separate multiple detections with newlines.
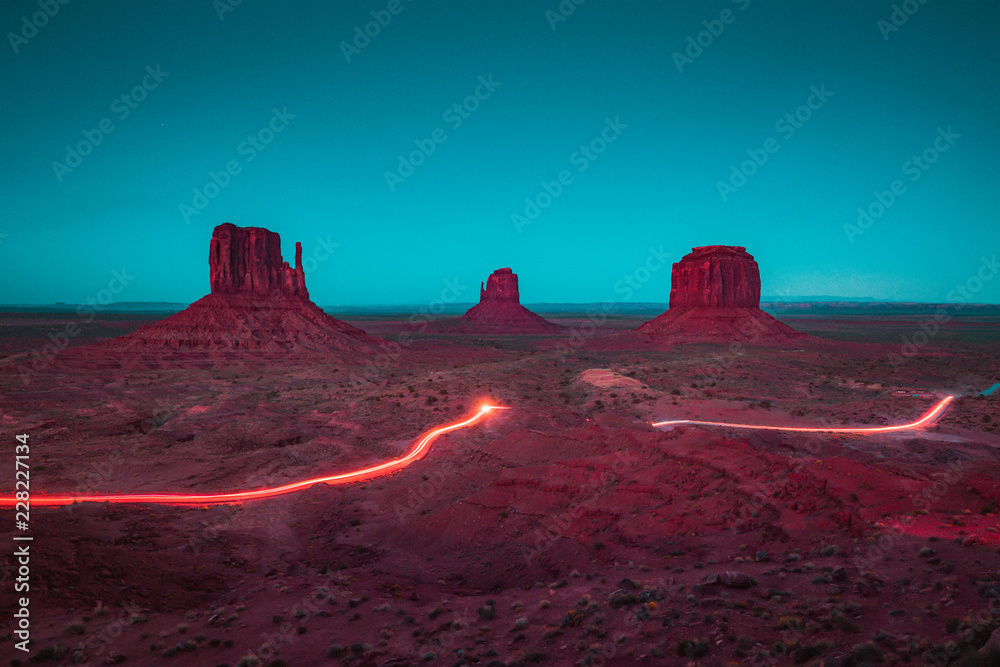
209, 223, 308, 299
636, 245, 805, 342
668, 246, 761, 309
480, 268, 519, 303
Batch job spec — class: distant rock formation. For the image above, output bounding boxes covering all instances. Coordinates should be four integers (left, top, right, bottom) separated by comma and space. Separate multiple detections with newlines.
428, 268, 564, 334
109, 223, 380, 354
635, 246, 804, 341
458, 268, 564, 333
668, 245, 760, 308
479, 267, 519, 303
209, 223, 308, 298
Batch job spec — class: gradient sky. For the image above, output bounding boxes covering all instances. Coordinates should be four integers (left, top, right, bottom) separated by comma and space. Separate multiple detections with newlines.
2, 0, 998, 305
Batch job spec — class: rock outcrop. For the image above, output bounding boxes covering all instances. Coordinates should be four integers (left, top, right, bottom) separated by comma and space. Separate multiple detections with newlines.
429, 268, 564, 334
108, 223, 379, 355
668, 245, 760, 308
459, 268, 564, 333
635, 246, 804, 341
209, 223, 308, 298
479, 267, 520, 303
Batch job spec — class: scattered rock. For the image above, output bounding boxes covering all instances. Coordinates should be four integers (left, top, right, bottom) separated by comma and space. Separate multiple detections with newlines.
720, 571, 757, 589
981, 627, 1000, 656
637, 588, 664, 602
608, 589, 640, 608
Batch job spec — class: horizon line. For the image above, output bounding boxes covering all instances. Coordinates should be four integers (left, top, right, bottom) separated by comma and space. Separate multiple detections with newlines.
2, 299, 999, 308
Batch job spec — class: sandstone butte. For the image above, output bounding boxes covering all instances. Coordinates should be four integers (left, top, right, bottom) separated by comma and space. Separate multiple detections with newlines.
111, 223, 380, 353
635, 245, 805, 341
450, 268, 564, 334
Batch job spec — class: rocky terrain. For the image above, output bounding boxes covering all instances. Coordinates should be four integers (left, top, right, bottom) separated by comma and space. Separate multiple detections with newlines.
1, 307, 999, 666
0, 239, 998, 666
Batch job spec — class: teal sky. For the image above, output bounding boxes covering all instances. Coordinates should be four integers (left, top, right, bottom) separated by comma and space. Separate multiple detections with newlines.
2, 0, 998, 305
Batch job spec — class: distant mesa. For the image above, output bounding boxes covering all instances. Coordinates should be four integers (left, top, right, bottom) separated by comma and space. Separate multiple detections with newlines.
431, 268, 564, 334
110, 223, 380, 354
635, 245, 805, 341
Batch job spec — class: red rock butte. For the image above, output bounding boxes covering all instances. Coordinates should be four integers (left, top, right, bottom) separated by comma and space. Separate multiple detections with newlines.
209, 223, 308, 299
109, 223, 380, 354
635, 245, 805, 341
440, 268, 563, 334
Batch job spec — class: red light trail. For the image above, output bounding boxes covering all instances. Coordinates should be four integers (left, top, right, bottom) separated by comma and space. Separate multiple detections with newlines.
0, 396, 958, 509
652, 395, 954, 433
1, 404, 506, 508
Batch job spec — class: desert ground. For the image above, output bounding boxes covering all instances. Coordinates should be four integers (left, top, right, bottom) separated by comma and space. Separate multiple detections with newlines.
1, 305, 999, 666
